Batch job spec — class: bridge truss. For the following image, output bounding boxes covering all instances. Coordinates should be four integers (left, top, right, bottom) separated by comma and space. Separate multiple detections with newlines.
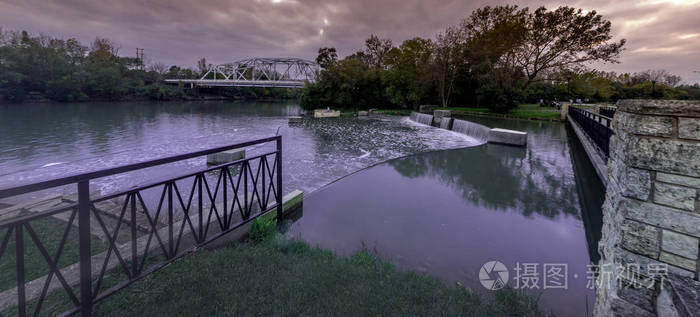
164, 57, 319, 88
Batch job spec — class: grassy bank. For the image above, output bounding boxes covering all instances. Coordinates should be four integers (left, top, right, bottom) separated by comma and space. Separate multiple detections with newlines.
442, 104, 560, 120
0, 217, 106, 292
83, 234, 542, 316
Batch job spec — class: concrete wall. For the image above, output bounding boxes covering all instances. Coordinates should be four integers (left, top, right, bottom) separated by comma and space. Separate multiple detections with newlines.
595, 100, 700, 317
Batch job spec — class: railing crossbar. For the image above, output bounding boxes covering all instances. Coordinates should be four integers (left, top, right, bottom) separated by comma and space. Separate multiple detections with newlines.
0, 136, 283, 316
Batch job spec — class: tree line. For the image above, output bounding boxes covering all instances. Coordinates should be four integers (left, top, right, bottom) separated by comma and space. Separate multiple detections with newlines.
0, 29, 297, 102
300, 5, 700, 112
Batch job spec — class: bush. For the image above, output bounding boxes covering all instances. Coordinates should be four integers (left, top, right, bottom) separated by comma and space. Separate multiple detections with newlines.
249, 217, 277, 242
477, 84, 523, 113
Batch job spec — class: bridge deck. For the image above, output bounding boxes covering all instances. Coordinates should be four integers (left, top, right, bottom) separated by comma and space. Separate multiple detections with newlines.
164, 79, 308, 88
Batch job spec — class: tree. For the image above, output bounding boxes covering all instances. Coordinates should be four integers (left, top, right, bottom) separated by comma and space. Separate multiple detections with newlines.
516, 6, 626, 86
384, 37, 434, 108
315, 47, 338, 69
363, 34, 393, 69
149, 62, 168, 75
433, 27, 464, 107
461, 5, 529, 111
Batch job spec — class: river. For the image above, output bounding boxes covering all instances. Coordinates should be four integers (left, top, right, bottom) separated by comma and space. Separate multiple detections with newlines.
0, 101, 604, 316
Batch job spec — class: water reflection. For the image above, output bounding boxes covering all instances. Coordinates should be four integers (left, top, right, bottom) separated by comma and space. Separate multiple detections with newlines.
287, 119, 603, 317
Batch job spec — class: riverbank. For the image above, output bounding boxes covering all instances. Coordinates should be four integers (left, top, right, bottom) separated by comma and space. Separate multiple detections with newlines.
89, 235, 542, 316
434, 104, 561, 121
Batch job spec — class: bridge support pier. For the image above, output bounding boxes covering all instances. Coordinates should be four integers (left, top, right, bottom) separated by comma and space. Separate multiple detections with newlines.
595, 100, 700, 317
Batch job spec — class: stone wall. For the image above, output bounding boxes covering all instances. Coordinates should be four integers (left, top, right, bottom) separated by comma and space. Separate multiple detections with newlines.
595, 100, 700, 317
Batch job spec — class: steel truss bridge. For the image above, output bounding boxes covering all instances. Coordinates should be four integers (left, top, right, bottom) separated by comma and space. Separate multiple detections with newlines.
164, 57, 319, 88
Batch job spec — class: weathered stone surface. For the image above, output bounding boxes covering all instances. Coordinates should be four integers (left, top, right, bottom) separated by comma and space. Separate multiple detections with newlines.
662, 230, 699, 260
621, 219, 660, 258
418, 105, 438, 113
668, 273, 700, 317
622, 135, 700, 178
619, 285, 656, 313
616, 112, 674, 137
313, 109, 341, 118
288, 116, 303, 123
433, 109, 451, 119
656, 284, 681, 317
678, 117, 700, 140
487, 128, 527, 146
357, 111, 368, 116
617, 99, 700, 117
609, 297, 656, 317
659, 252, 697, 271
615, 249, 695, 278
654, 182, 696, 211
609, 158, 650, 200
206, 149, 245, 165
621, 199, 700, 238
657, 173, 700, 188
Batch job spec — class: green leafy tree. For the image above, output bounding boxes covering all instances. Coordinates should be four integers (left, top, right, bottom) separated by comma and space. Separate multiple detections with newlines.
384, 37, 434, 108
315, 47, 338, 69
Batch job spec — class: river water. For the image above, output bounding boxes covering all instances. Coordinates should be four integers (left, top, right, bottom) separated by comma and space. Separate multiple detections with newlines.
0, 101, 478, 201
0, 102, 604, 316
287, 115, 605, 317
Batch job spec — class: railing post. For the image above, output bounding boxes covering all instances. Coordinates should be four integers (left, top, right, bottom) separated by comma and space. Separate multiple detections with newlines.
276, 136, 283, 219
15, 224, 26, 317
78, 180, 92, 316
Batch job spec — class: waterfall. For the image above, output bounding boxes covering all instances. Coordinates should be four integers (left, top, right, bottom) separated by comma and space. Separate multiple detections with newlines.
451, 119, 490, 143
410, 112, 434, 126
439, 117, 452, 130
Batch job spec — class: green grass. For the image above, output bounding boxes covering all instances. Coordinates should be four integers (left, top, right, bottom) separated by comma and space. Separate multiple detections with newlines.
371, 109, 413, 116
82, 235, 543, 316
2, 234, 544, 316
0, 217, 106, 291
442, 104, 560, 120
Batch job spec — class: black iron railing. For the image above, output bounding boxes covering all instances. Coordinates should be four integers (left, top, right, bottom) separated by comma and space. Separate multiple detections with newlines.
0, 136, 282, 316
599, 106, 617, 118
569, 107, 613, 157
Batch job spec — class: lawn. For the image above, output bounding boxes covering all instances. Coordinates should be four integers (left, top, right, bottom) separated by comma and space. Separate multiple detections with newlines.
443, 104, 561, 120
84, 234, 543, 316
0, 217, 106, 292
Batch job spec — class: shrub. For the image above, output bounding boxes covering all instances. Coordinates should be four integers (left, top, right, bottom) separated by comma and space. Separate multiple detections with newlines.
249, 217, 277, 242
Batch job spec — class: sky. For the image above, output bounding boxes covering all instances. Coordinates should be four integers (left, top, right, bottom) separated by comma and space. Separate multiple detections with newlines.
1, 0, 699, 83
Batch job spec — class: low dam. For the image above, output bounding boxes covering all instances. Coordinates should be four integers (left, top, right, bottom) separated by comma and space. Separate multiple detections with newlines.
451, 119, 490, 143
409, 112, 434, 126
410, 111, 527, 146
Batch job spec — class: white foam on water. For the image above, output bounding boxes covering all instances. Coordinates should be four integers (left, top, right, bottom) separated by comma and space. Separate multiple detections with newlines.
41, 162, 65, 167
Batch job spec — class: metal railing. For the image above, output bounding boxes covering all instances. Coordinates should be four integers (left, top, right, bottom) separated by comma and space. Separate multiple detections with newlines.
569, 107, 613, 157
599, 106, 617, 118
0, 136, 282, 316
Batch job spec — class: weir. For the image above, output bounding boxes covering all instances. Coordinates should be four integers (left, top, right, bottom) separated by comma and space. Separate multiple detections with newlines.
451, 119, 490, 143
409, 111, 525, 146
409, 112, 434, 126
439, 117, 452, 129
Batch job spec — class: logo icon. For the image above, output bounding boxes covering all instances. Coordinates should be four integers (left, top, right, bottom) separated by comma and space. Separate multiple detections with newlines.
479, 261, 509, 290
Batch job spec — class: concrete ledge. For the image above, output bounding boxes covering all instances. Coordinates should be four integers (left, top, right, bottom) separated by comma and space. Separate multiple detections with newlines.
206, 149, 245, 165
314, 109, 340, 118
487, 128, 527, 147
288, 116, 302, 124
567, 114, 608, 187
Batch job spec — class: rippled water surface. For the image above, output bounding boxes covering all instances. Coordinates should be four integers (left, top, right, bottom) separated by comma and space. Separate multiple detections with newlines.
0, 101, 479, 200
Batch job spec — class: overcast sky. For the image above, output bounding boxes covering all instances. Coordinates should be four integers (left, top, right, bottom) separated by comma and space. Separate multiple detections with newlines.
1, 0, 699, 83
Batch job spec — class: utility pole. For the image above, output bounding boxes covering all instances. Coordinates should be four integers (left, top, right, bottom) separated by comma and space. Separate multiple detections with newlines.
135, 48, 144, 70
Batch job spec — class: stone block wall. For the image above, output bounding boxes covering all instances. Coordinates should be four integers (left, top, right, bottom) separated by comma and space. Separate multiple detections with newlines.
595, 100, 700, 316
